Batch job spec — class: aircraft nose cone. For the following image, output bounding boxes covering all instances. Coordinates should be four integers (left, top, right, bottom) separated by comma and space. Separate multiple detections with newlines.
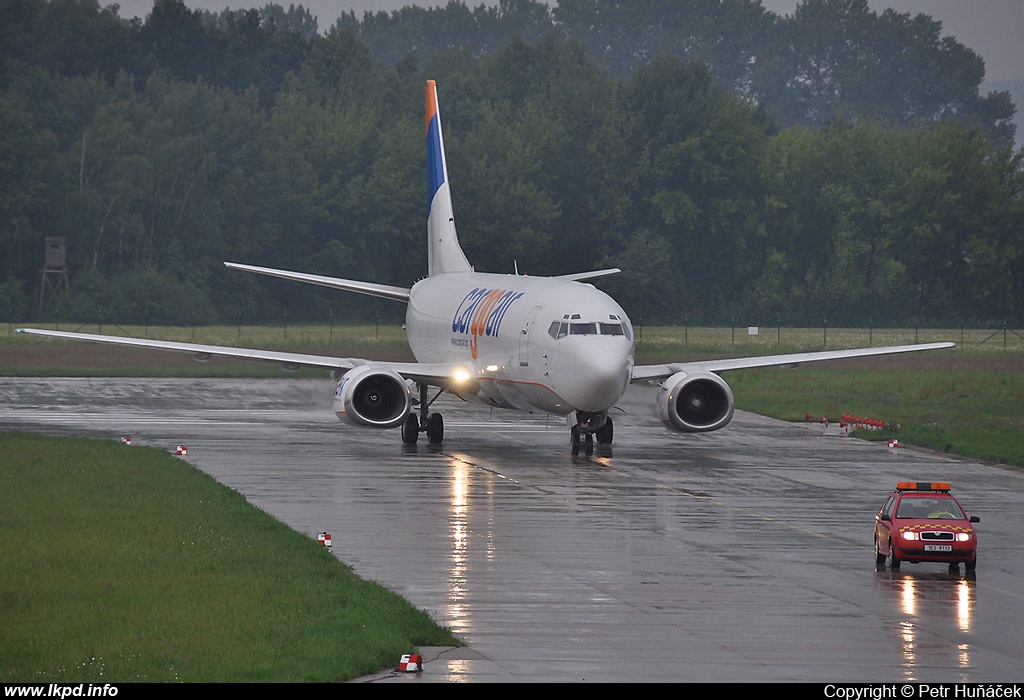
568, 342, 631, 412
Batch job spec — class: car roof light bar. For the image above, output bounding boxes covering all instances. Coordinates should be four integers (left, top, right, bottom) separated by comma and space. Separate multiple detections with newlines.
896, 481, 951, 492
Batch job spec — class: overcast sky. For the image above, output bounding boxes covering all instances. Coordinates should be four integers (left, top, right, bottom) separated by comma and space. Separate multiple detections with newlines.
107, 0, 1024, 83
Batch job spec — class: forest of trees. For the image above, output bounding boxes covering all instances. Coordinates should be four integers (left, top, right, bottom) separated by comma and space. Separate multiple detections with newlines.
1, 0, 1021, 328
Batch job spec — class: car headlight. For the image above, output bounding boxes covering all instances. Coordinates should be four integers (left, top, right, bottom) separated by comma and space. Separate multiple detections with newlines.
901, 531, 919, 541
956, 532, 972, 542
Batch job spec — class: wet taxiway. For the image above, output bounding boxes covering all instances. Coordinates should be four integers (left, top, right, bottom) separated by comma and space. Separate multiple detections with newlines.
1, 377, 1023, 682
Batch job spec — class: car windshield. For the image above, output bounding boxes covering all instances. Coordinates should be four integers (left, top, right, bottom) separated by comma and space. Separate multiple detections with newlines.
896, 497, 965, 519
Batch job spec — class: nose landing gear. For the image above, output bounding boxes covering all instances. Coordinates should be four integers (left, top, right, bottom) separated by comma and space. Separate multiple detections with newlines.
570, 412, 613, 456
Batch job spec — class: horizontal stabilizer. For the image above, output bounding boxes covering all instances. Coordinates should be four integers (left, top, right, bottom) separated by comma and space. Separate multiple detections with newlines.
557, 268, 621, 282
224, 262, 410, 302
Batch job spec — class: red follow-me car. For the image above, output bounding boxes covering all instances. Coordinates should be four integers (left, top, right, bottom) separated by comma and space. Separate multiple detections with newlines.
874, 482, 979, 571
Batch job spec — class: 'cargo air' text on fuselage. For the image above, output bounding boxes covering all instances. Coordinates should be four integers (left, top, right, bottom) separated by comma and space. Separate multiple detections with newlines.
451, 287, 525, 359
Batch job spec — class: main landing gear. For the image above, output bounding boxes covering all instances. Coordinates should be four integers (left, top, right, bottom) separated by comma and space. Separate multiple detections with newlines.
571, 412, 613, 456
402, 383, 445, 446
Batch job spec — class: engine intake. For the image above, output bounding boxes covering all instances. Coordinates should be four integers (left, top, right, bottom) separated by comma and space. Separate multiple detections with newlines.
333, 365, 411, 428
656, 370, 735, 432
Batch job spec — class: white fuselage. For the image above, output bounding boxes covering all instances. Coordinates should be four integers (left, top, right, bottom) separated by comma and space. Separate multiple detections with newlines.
405, 272, 635, 416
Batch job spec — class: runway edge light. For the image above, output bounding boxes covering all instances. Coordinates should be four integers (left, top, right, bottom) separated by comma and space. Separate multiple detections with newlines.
398, 653, 423, 672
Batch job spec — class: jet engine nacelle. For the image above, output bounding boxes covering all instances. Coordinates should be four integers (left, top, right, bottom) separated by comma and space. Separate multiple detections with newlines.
333, 365, 411, 428
656, 370, 735, 433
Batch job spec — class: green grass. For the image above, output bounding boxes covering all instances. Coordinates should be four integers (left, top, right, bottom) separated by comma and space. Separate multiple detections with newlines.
727, 366, 1024, 467
0, 433, 458, 683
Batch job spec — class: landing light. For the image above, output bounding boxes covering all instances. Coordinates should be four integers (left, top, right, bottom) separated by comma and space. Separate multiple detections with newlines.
452, 367, 473, 384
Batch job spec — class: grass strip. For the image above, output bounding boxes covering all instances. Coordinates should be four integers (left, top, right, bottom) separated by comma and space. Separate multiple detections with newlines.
0, 432, 458, 682
729, 367, 1024, 467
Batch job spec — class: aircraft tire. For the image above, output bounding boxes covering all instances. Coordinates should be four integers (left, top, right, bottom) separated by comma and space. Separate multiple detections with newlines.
402, 414, 419, 445
427, 412, 444, 444
570, 425, 580, 456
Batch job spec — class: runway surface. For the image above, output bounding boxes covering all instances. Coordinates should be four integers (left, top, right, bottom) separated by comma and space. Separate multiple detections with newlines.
1, 377, 1023, 682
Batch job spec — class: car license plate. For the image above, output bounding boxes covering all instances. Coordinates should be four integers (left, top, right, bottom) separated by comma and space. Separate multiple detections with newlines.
924, 544, 953, 552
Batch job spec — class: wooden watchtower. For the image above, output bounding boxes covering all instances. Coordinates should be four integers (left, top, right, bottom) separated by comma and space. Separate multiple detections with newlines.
38, 236, 69, 312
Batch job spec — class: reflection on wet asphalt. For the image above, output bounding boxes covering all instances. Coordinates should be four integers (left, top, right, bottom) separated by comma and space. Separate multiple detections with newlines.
1, 377, 1023, 682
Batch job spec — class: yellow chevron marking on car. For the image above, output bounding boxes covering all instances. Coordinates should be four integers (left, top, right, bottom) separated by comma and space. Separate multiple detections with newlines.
899, 524, 973, 534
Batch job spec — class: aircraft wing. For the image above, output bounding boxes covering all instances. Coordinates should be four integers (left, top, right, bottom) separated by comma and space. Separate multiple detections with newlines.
631, 342, 955, 382
224, 262, 411, 302
14, 328, 465, 386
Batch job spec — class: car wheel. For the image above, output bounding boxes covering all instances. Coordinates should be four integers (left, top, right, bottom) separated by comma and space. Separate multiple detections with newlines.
874, 537, 886, 565
887, 540, 900, 569
965, 554, 977, 572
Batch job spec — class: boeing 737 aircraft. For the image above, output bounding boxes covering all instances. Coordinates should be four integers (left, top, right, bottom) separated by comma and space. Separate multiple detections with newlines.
19, 81, 954, 455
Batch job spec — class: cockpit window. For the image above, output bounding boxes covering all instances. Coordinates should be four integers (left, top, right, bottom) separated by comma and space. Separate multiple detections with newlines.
549, 314, 632, 340
611, 314, 633, 341
570, 322, 598, 335
547, 321, 568, 339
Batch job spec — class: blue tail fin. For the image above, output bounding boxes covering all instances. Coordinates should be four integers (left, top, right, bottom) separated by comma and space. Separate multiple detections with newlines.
426, 80, 472, 277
